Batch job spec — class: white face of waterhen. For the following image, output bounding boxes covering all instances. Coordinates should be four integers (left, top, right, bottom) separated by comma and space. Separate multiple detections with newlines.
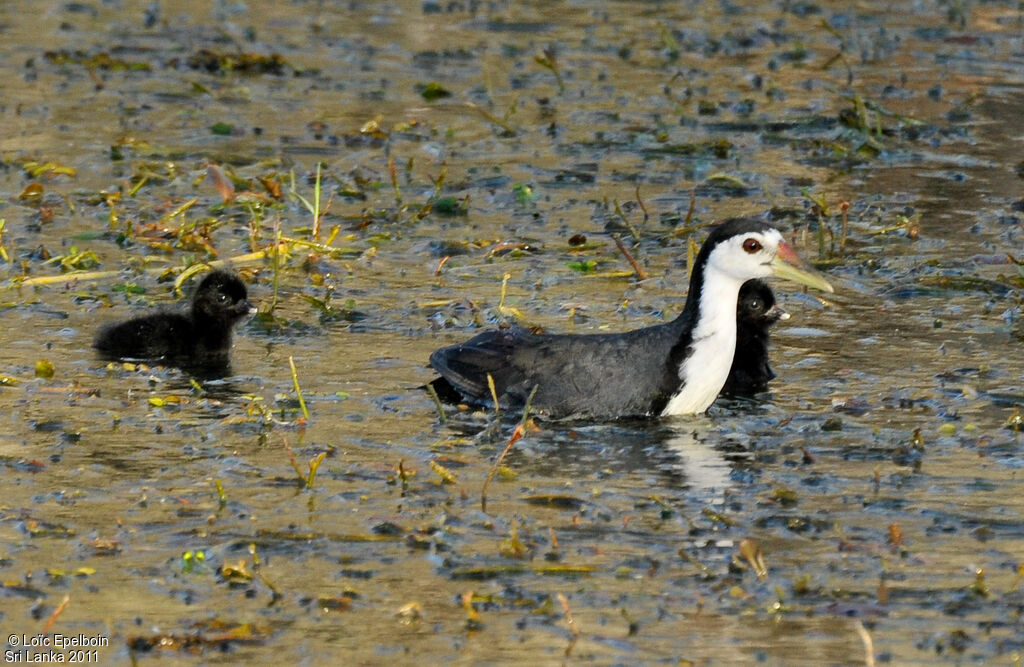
662, 227, 832, 416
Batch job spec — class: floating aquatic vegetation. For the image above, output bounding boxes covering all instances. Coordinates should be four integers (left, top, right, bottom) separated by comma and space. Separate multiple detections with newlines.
181, 549, 208, 574
521, 494, 587, 510
21, 161, 77, 179
449, 563, 597, 580
512, 183, 536, 204
44, 50, 151, 71
287, 356, 310, 423
533, 48, 564, 93
283, 439, 325, 489
316, 591, 358, 612
86, 538, 122, 556
148, 395, 188, 409
183, 49, 291, 75
304, 294, 365, 323
736, 538, 768, 579
641, 138, 734, 159
418, 82, 452, 101
128, 620, 272, 654
20, 517, 75, 538
702, 172, 754, 193
34, 359, 55, 379
498, 519, 529, 559
42, 246, 100, 272
430, 459, 457, 484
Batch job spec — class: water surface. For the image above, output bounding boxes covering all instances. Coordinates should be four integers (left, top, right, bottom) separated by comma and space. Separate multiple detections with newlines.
1, 0, 1023, 663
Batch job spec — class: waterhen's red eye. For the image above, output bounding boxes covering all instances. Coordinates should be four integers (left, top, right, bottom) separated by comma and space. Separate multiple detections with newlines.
742, 238, 762, 253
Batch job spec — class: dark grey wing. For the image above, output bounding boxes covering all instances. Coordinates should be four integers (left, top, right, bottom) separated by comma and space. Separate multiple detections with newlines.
430, 316, 693, 420
429, 327, 536, 406
505, 319, 688, 419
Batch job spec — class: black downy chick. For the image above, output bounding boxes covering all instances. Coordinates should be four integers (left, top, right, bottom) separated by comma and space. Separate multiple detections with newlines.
94, 270, 255, 374
719, 279, 788, 397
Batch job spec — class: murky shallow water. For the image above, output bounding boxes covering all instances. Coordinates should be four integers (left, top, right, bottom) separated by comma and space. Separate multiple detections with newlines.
1, 0, 1023, 663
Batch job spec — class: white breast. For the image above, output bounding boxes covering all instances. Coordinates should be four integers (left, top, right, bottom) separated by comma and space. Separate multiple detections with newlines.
661, 270, 742, 416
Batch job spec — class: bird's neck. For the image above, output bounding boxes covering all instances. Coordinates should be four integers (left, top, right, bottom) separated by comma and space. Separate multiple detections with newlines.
662, 269, 742, 416
191, 309, 234, 350
738, 323, 770, 345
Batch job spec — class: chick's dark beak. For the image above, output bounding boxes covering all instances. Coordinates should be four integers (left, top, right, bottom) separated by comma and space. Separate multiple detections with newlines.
765, 304, 790, 324
234, 300, 257, 316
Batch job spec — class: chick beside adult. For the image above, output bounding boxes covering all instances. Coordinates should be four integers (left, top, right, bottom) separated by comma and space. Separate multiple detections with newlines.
428, 218, 832, 420
94, 270, 255, 372
430, 279, 786, 404
719, 279, 788, 397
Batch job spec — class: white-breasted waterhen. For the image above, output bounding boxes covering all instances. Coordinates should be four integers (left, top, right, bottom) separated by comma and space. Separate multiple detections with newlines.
429, 218, 832, 419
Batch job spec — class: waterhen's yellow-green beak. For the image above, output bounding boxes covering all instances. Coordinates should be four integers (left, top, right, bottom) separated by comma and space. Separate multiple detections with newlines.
771, 241, 834, 293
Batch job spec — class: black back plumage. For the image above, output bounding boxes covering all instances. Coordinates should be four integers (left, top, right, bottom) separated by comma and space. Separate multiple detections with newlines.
720, 279, 783, 396
94, 270, 253, 374
429, 316, 693, 419
429, 218, 778, 419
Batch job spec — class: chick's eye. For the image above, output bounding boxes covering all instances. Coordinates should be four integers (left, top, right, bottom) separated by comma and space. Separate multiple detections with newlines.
749, 299, 761, 309
216, 293, 230, 304
742, 238, 762, 253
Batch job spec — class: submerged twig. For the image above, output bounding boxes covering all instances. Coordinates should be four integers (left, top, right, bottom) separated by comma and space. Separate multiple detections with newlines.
429, 102, 517, 135
678, 548, 716, 578
284, 438, 305, 480
612, 198, 641, 241
670, 198, 713, 240
0, 219, 10, 263
173, 263, 212, 296
557, 592, 580, 637
686, 237, 699, 281
612, 235, 648, 281
635, 185, 649, 223
159, 197, 198, 224
283, 438, 324, 488
495, 272, 526, 320
738, 538, 768, 579
42, 595, 71, 634
486, 373, 500, 418
306, 452, 327, 489
425, 382, 447, 424
855, 620, 875, 667
534, 48, 564, 93
289, 356, 310, 422
389, 156, 401, 204
481, 385, 538, 513
839, 200, 850, 255
557, 592, 580, 657
311, 162, 323, 241
206, 164, 235, 203
266, 226, 284, 315
461, 591, 483, 629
